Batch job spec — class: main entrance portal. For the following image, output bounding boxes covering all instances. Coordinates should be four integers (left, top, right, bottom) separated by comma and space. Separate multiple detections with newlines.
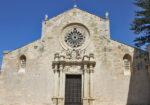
65, 75, 82, 105
52, 52, 95, 105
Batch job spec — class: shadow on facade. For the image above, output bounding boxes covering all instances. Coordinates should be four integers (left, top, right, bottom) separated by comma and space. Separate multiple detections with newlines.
127, 48, 150, 105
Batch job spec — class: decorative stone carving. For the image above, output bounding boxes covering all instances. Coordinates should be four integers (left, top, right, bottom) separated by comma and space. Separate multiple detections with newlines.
65, 27, 85, 48
52, 50, 96, 105
59, 24, 90, 50
63, 49, 85, 60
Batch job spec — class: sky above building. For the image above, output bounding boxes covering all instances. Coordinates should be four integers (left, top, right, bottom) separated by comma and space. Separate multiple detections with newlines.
0, 0, 138, 68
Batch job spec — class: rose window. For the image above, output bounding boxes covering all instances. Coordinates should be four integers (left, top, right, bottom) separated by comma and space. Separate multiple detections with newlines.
64, 27, 85, 48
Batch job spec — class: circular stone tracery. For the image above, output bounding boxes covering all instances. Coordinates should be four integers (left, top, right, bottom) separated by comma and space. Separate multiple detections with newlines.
64, 27, 86, 48
60, 24, 90, 50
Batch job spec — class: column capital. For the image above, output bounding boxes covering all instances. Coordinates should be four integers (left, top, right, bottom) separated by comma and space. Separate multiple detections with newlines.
89, 65, 94, 73
59, 64, 64, 71
83, 55, 89, 61
90, 70, 94, 73
54, 53, 60, 61
83, 64, 88, 70
53, 64, 58, 72
87, 69, 90, 73
89, 65, 94, 70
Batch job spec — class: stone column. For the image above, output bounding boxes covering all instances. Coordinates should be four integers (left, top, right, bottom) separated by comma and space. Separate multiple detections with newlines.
83, 53, 89, 98
89, 53, 95, 105
82, 53, 90, 105
59, 64, 63, 98
58, 53, 65, 105
83, 64, 89, 98
89, 65, 94, 98
83, 53, 90, 105
83, 64, 90, 105
54, 65, 58, 98
57, 64, 64, 105
89, 65, 94, 105
59, 54, 65, 98
52, 53, 59, 105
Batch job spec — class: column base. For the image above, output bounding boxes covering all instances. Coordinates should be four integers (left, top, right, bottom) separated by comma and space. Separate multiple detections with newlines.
52, 97, 64, 105
83, 97, 95, 105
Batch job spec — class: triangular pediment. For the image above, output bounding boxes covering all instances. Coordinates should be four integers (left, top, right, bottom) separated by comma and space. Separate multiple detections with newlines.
44, 7, 106, 22
41, 7, 110, 41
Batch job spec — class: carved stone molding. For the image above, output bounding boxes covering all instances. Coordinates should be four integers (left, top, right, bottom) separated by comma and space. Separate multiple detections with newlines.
52, 50, 96, 105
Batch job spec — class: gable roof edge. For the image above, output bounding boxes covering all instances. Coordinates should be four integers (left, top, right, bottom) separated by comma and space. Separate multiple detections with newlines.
43, 7, 107, 22
110, 38, 147, 52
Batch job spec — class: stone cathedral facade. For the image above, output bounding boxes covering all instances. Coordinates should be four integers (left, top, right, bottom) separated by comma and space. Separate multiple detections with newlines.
0, 7, 150, 105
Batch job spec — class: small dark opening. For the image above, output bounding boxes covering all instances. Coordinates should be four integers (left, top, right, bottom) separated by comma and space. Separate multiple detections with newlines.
65, 75, 82, 105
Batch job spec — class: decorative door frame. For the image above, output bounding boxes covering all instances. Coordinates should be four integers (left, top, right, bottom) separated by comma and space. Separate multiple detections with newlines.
52, 50, 96, 105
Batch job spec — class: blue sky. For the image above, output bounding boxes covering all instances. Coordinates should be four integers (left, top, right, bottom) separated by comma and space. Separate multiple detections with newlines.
0, 0, 137, 68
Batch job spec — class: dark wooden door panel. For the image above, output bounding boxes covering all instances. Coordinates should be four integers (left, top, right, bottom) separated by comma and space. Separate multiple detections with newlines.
65, 75, 82, 105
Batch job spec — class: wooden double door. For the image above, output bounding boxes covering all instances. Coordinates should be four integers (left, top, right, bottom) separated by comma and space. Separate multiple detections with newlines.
65, 75, 82, 105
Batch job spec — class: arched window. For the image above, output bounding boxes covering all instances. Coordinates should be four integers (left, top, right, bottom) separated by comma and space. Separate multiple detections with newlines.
20, 55, 26, 69
123, 54, 131, 71
124, 59, 130, 70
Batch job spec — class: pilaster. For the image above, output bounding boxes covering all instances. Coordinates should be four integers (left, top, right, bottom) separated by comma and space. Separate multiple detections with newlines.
83, 64, 89, 98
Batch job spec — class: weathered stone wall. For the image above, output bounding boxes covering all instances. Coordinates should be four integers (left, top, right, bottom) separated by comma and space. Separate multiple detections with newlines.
0, 7, 150, 105
93, 37, 150, 105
